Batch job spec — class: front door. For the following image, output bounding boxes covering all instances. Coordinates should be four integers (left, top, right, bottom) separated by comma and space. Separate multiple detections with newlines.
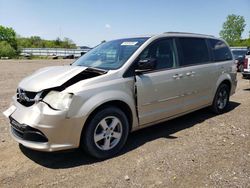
136, 38, 185, 125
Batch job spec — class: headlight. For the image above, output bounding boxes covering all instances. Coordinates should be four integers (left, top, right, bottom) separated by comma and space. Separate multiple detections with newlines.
43, 91, 73, 110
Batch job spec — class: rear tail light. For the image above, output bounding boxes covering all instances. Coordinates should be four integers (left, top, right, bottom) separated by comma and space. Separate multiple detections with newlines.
243, 58, 248, 69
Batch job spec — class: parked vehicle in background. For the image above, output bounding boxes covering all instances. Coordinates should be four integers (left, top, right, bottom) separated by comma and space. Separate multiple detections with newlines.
3, 32, 237, 159
63, 54, 75, 59
231, 47, 249, 72
242, 51, 250, 80
21, 52, 31, 59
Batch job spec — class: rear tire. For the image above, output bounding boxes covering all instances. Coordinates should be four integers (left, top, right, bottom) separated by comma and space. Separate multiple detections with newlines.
211, 83, 230, 114
81, 106, 129, 159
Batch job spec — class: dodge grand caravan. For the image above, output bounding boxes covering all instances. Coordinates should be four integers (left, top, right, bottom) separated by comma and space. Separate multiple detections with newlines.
3, 32, 237, 159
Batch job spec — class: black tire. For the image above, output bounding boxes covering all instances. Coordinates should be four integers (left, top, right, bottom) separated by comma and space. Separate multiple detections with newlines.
81, 106, 129, 159
211, 83, 230, 114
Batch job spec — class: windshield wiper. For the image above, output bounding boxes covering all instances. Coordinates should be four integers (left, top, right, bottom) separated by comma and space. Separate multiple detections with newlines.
85, 67, 108, 75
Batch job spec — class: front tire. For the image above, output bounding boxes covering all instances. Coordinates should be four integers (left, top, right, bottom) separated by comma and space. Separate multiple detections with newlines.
81, 106, 129, 159
211, 83, 230, 114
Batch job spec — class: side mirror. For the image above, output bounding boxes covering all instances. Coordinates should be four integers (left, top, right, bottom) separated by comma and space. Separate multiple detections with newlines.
135, 58, 157, 73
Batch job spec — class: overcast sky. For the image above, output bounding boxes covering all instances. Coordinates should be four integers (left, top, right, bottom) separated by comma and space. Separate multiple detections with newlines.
0, 0, 249, 47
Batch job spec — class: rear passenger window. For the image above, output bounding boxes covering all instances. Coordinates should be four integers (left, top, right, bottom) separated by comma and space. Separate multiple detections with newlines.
209, 39, 232, 61
178, 38, 210, 66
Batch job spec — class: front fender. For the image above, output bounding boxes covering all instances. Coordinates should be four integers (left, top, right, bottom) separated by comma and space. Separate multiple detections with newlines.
68, 90, 138, 129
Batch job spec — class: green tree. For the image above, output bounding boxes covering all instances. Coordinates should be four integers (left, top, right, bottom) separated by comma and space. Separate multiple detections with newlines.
0, 41, 16, 57
54, 37, 62, 47
17, 36, 76, 49
17, 37, 32, 48
0, 25, 18, 50
29, 36, 43, 47
62, 37, 76, 48
219, 14, 246, 45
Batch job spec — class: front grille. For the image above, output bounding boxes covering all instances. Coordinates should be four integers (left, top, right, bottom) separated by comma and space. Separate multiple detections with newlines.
10, 117, 48, 143
17, 88, 37, 107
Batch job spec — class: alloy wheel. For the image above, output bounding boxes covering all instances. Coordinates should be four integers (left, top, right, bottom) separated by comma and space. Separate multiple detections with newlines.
217, 89, 228, 110
94, 116, 122, 151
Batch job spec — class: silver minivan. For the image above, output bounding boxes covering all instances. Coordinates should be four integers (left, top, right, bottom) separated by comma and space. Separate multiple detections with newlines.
3, 32, 237, 158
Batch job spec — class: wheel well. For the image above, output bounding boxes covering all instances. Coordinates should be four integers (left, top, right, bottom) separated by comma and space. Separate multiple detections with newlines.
220, 80, 231, 93
83, 100, 133, 134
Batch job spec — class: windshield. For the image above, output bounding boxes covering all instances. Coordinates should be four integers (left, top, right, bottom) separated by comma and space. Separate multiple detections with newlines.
73, 38, 149, 70
232, 50, 247, 59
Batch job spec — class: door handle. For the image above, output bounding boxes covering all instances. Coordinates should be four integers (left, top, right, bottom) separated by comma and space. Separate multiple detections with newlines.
173, 74, 179, 79
173, 74, 183, 79
220, 66, 225, 73
186, 71, 195, 77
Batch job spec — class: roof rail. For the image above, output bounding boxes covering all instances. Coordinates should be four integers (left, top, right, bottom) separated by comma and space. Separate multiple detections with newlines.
163, 32, 214, 37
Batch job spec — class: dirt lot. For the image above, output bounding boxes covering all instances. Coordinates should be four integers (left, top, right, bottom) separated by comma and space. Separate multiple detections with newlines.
0, 60, 249, 188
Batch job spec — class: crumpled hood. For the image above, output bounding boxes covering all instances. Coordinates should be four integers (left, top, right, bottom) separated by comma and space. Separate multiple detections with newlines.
19, 65, 87, 92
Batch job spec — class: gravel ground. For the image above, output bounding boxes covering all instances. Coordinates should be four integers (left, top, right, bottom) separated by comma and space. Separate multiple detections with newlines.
0, 60, 249, 188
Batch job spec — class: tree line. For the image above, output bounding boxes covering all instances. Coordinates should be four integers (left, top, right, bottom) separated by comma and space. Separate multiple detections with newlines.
0, 25, 76, 58
17, 36, 76, 49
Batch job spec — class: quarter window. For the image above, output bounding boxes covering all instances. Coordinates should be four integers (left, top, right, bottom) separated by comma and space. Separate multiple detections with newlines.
178, 38, 210, 66
209, 39, 232, 61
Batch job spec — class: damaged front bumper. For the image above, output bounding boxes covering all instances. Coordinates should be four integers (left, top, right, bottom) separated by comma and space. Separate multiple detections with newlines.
3, 97, 84, 152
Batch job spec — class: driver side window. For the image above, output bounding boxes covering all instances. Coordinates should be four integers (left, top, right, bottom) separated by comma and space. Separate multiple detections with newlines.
139, 39, 176, 70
